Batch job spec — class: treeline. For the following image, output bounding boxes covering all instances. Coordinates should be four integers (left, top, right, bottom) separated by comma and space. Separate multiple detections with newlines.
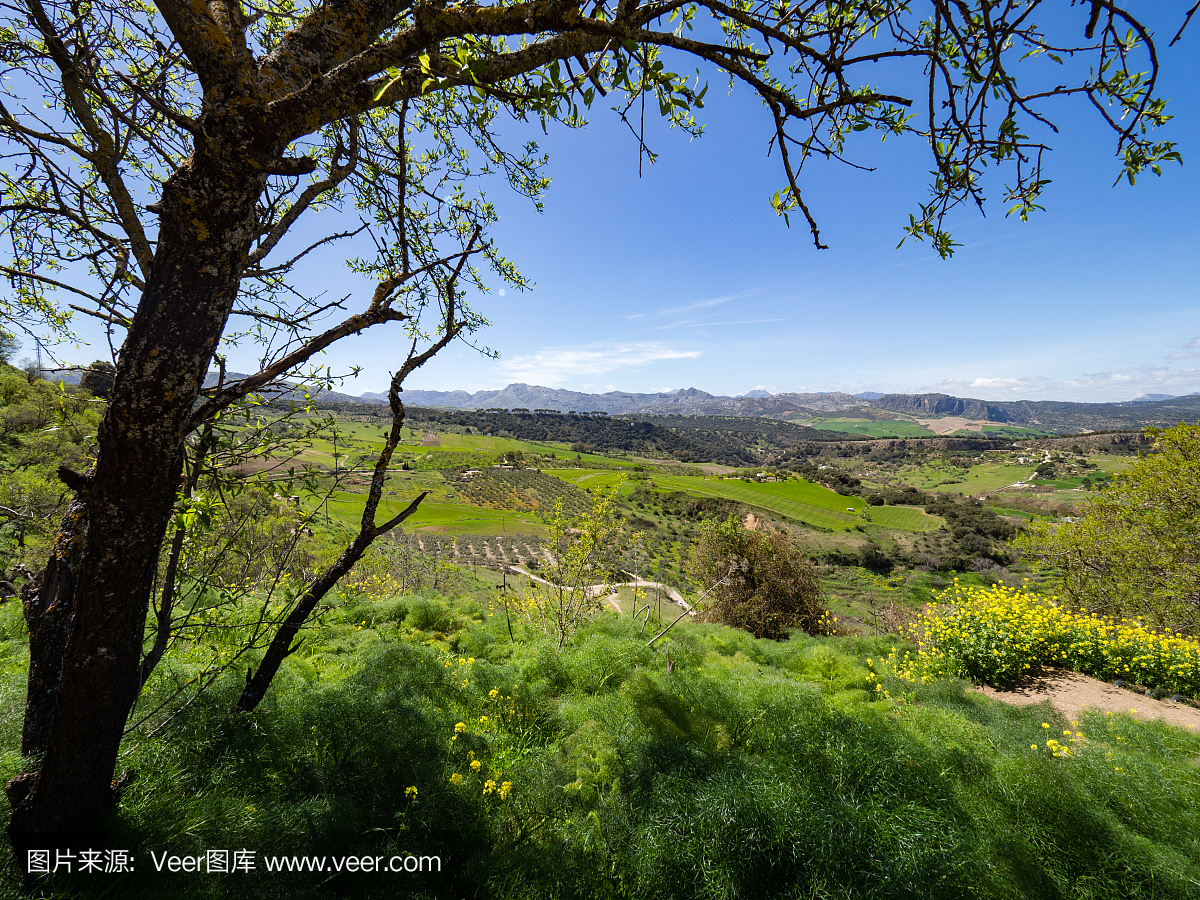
627, 414, 864, 444
347, 405, 762, 465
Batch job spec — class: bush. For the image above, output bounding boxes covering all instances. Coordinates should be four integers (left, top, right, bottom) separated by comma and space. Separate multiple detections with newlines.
79, 358, 115, 397
688, 516, 826, 640
1016, 422, 1200, 634
893, 580, 1200, 694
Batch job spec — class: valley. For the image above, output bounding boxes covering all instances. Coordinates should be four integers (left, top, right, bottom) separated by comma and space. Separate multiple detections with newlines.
2, 366, 1198, 900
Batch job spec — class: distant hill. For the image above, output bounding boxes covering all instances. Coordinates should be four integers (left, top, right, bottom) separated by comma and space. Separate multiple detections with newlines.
871, 393, 1012, 421
349, 382, 1200, 435
56, 368, 1187, 435
366, 384, 725, 414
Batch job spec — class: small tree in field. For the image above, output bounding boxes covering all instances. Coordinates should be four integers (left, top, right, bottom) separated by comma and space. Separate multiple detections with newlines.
689, 516, 824, 640
519, 489, 625, 649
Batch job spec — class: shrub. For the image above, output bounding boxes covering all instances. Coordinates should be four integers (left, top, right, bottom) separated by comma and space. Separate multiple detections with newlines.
688, 516, 826, 640
1016, 422, 1200, 634
893, 580, 1200, 694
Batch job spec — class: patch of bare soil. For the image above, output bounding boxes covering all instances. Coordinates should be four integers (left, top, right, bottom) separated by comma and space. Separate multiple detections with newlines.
642, 458, 735, 475
970, 670, 1200, 731
916, 416, 992, 435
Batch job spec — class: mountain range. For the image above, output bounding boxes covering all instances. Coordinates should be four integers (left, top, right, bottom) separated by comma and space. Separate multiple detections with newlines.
354, 383, 1198, 433
50, 366, 1200, 435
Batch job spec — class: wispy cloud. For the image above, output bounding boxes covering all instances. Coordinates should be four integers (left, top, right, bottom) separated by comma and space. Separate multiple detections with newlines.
927, 366, 1200, 401
499, 342, 701, 386
626, 295, 734, 320
1168, 336, 1200, 359
934, 376, 1051, 393
652, 317, 786, 331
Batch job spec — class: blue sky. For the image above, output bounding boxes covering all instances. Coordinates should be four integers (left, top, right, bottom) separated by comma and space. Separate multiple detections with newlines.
50, 4, 1200, 403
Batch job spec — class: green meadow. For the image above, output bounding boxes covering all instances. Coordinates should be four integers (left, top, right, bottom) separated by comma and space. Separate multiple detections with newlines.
279, 418, 639, 471
649, 475, 865, 531
897, 461, 1035, 494
864, 504, 944, 532
541, 468, 638, 492
6, 590, 1200, 899
320, 491, 545, 535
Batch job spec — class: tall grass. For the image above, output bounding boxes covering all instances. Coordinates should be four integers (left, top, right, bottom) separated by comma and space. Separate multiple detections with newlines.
1, 588, 1200, 898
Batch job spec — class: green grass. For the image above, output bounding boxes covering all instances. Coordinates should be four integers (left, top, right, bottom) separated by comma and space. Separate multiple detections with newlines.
270, 417, 643, 472
623, 476, 945, 534
316, 490, 545, 535
865, 505, 944, 531
7, 592, 1200, 899
648, 475, 864, 531
793, 417, 935, 437
542, 468, 636, 492
897, 462, 1037, 494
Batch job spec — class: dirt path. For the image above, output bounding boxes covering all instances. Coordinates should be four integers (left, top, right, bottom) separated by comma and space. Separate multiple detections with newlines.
970, 670, 1200, 730
507, 567, 694, 616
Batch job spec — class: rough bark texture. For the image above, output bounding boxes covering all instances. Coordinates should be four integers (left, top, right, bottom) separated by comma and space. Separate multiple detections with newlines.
17, 498, 86, 759
8, 152, 266, 850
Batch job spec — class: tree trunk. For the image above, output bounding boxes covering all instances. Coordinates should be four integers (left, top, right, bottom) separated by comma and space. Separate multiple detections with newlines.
18, 497, 87, 758
7, 152, 266, 853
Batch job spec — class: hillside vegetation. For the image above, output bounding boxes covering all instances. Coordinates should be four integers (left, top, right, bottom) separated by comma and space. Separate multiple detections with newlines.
4, 588, 1200, 899
2, 369, 1200, 898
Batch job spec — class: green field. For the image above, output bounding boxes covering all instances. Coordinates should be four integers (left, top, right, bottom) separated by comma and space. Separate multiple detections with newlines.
646, 475, 864, 531
319, 490, 545, 535
864, 505, 944, 532
896, 461, 1036, 494
542, 468, 636, 492
287, 417, 642, 470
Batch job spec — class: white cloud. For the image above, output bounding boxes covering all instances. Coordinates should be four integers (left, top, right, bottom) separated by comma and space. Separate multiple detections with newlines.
931, 379, 1046, 396
627, 295, 734, 320
499, 342, 702, 386
926, 366, 1200, 401
1168, 336, 1200, 359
